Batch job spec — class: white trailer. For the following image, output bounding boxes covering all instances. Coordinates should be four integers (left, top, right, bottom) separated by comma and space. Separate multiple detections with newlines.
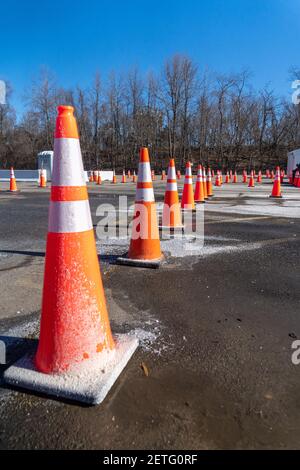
287, 148, 300, 176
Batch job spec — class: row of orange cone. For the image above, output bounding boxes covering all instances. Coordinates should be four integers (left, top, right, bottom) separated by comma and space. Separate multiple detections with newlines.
88, 167, 287, 184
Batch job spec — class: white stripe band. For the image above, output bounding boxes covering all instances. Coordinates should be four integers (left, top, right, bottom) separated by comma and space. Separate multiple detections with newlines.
48, 200, 93, 233
135, 188, 154, 202
166, 182, 178, 191
184, 178, 193, 185
168, 167, 176, 179
138, 162, 152, 183
52, 138, 86, 187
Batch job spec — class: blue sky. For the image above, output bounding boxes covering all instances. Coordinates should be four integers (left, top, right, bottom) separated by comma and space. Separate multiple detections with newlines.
0, 0, 299, 116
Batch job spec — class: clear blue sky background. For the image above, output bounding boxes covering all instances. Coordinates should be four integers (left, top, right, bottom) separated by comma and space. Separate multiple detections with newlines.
0, 0, 299, 116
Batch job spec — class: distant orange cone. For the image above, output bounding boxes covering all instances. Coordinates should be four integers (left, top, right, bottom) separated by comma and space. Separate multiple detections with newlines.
181, 162, 195, 210
10, 167, 18, 192
177, 170, 181, 179
202, 167, 208, 199
128, 170, 131, 178
215, 171, 221, 187
4, 105, 138, 405
225, 171, 230, 183
132, 170, 137, 183
270, 167, 282, 198
242, 170, 247, 183
233, 171, 238, 183
39, 169, 47, 188
206, 168, 213, 197
89, 172, 94, 182
162, 159, 183, 228
151, 170, 156, 181
248, 170, 255, 187
257, 170, 262, 183
97, 171, 102, 185
122, 170, 127, 183
118, 148, 163, 267
194, 165, 205, 203
112, 170, 117, 184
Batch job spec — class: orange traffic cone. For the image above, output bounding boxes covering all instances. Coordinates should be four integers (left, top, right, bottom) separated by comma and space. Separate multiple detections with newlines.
181, 162, 195, 210
229, 170, 232, 179
270, 167, 282, 198
4, 105, 138, 404
248, 170, 255, 187
132, 170, 137, 183
225, 171, 230, 183
39, 169, 47, 188
10, 167, 18, 192
89, 172, 94, 182
161, 159, 183, 228
202, 167, 208, 199
112, 170, 117, 184
215, 171, 221, 187
151, 170, 156, 181
233, 171, 238, 183
242, 170, 247, 183
97, 170, 102, 185
161, 170, 166, 181
194, 165, 205, 203
207, 168, 214, 197
128, 170, 131, 178
257, 170, 262, 183
118, 148, 163, 268
122, 170, 127, 183
177, 170, 181, 179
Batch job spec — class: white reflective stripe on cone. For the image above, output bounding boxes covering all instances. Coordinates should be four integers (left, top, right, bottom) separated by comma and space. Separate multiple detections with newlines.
138, 163, 152, 183
184, 178, 193, 184
48, 200, 93, 233
52, 138, 86, 187
166, 182, 178, 191
135, 188, 155, 202
168, 166, 176, 179
10, 169, 15, 177
185, 167, 192, 177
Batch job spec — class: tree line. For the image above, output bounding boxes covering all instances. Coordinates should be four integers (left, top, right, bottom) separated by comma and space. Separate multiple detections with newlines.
0, 55, 300, 172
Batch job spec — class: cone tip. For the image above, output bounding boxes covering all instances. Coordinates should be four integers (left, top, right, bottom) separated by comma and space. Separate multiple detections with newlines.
57, 105, 74, 115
